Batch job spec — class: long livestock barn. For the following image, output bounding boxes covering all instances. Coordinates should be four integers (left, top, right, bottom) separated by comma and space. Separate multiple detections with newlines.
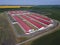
8, 10, 54, 34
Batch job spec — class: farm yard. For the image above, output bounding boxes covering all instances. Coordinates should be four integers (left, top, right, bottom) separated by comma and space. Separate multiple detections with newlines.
7, 10, 55, 35
0, 5, 60, 45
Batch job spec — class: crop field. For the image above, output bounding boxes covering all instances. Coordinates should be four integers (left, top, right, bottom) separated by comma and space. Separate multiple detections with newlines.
0, 6, 32, 8
0, 13, 16, 45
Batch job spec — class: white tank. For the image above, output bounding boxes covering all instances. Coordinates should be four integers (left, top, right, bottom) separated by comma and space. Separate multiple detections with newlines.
38, 27, 45, 31
47, 24, 53, 28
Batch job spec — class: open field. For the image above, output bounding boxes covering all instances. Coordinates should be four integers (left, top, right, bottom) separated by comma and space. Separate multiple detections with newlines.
0, 13, 16, 45
0, 6, 32, 8
0, 6, 21, 8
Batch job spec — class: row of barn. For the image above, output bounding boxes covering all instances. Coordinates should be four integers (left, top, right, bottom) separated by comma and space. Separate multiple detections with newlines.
8, 11, 54, 34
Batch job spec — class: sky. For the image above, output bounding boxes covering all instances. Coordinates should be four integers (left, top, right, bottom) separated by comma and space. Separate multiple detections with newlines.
0, 0, 60, 5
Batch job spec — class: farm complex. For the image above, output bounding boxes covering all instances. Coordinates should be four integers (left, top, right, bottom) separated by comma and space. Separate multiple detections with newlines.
0, 5, 60, 45
7, 10, 56, 36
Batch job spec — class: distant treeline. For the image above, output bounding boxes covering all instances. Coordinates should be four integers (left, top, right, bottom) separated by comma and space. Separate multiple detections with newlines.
0, 7, 32, 12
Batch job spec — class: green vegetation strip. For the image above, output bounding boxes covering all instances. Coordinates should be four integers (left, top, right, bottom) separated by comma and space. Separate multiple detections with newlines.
14, 24, 25, 35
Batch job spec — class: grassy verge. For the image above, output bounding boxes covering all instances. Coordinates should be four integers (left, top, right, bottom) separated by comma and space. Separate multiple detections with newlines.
14, 24, 25, 35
